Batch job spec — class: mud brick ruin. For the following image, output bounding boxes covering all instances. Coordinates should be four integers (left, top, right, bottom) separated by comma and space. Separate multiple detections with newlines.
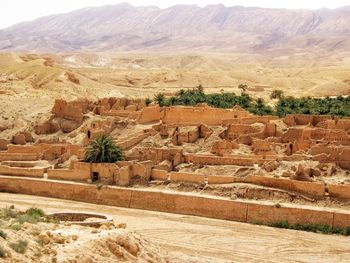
1, 98, 350, 226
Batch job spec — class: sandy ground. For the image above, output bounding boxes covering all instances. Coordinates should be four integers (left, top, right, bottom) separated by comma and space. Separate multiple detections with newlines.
1, 193, 350, 263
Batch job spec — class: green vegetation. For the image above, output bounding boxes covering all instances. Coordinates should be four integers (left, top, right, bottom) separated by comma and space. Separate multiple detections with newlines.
151, 86, 350, 117
275, 96, 350, 117
0, 207, 47, 227
145, 97, 152, 106
84, 134, 124, 163
270, 89, 284, 100
268, 221, 350, 236
18, 208, 46, 224
0, 207, 50, 257
10, 240, 28, 254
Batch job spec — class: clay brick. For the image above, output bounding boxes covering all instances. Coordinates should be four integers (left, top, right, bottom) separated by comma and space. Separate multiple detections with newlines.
207, 175, 236, 184
170, 172, 205, 184
151, 169, 169, 180
247, 203, 333, 225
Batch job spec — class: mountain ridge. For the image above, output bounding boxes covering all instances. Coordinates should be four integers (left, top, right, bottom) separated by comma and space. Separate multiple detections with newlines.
0, 3, 349, 53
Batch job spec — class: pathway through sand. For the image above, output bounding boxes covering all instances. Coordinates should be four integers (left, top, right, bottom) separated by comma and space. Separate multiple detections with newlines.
0, 193, 349, 262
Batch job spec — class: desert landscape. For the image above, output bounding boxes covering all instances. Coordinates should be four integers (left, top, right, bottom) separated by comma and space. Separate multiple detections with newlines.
0, 2, 350, 263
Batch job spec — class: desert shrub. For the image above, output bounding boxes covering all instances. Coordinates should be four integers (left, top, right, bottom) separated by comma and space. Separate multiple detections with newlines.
0, 247, 6, 258
26, 208, 45, 218
10, 240, 28, 254
0, 230, 6, 239
145, 98, 152, 106
84, 135, 124, 163
0, 207, 17, 219
238, 84, 248, 94
270, 89, 284, 100
10, 224, 21, 231
18, 208, 45, 224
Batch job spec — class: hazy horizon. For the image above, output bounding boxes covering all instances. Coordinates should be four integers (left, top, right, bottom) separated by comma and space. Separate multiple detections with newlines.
1, 0, 349, 29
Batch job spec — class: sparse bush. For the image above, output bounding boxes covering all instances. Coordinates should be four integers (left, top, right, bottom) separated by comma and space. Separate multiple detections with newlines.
145, 98, 152, 106
0, 230, 7, 239
238, 83, 248, 94
0, 207, 17, 219
84, 135, 124, 163
10, 224, 21, 231
18, 208, 45, 224
270, 89, 284, 100
26, 208, 45, 218
10, 240, 28, 254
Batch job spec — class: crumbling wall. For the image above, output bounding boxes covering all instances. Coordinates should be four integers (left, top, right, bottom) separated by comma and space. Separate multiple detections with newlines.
137, 105, 162, 124
162, 106, 252, 125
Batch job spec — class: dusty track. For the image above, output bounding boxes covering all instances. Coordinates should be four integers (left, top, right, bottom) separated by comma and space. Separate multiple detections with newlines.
0, 193, 349, 262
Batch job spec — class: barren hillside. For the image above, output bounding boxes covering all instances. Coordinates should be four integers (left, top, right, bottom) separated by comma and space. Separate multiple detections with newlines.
0, 3, 350, 53
0, 51, 349, 140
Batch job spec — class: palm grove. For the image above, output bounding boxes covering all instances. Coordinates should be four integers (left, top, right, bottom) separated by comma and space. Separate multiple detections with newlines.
151, 86, 350, 117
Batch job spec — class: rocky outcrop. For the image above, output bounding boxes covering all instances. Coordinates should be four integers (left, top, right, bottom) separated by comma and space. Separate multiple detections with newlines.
12, 132, 34, 145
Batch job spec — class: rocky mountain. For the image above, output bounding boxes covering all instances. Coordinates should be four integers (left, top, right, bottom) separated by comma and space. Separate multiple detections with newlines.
0, 3, 349, 53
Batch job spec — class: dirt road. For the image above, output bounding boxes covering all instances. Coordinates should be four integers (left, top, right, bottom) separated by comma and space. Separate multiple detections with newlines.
0, 193, 349, 262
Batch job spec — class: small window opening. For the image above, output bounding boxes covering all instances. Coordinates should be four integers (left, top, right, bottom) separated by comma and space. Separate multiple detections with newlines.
92, 172, 99, 182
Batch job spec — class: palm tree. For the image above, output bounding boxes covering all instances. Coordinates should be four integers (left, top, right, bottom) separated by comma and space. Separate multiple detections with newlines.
84, 135, 124, 163
154, 93, 166, 106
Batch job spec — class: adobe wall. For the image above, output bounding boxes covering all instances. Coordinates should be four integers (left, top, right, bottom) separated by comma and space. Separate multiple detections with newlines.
137, 105, 162, 124
161, 106, 252, 126
0, 176, 349, 227
283, 114, 333, 127
52, 99, 87, 123
128, 147, 183, 166
310, 146, 350, 168
0, 153, 39, 161
222, 116, 278, 126
47, 169, 89, 182
184, 154, 276, 166
5, 144, 84, 160
246, 203, 333, 226
244, 176, 325, 198
116, 132, 149, 150
0, 165, 44, 178
0, 139, 9, 151
169, 172, 205, 184
151, 169, 169, 181
328, 184, 350, 200
207, 175, 236, 184
251, 139, 276, 155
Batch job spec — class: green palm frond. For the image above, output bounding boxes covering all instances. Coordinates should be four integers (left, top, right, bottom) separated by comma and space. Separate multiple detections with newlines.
84, 135, 124, 163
